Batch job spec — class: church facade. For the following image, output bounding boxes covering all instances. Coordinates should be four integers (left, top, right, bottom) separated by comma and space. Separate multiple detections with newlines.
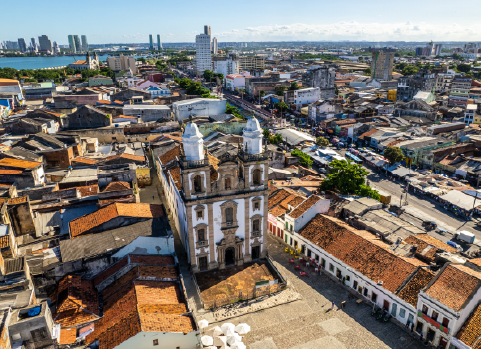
68, 52, 100, 70
156, 118, 269, 272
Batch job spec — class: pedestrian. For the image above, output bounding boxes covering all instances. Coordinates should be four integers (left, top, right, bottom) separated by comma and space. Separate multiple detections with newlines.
153, 195, 155, 201
331, 301, 335, 310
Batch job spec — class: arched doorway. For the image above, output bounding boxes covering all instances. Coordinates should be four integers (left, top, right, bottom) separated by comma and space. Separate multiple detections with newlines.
225, 247, 235, 266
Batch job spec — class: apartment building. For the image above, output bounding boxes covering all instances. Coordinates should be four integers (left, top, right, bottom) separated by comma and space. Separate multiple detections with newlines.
195, 34, 212, 74
448, 76, 472, 108
371, 49, 395, 81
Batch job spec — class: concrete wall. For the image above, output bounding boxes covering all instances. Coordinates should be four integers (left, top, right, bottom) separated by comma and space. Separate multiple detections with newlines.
123, 105, 171, 122
112, 236, 175, 258
115, 330, 198, 349
197, 120, 247, 137
67, 107, 111, 129
172, 98, 226, 121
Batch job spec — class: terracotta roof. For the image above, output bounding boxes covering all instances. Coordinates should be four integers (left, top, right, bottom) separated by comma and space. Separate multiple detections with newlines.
103, 181, 130, 192
411, 234, 457, 253
397, 268, 435, 307
71, 60, 87, 65
69, 203, 165, 238
269, 205, 287, 217
8, 196, 27, 205
470, 258, 481, 267
77, 185, 99, 197
103, 153, 146, 163
279, 195, 304, 210
456, 302, 481, 347
298, 214, 421, 293
86, 274, 194, 349
168, 166, 181, 190
158, 145, 180, 165
208, 154, 220, 183
439, 155, 458, 166
0, 158, 41, 169
59, 328, 77, 345
268, 189, 292, 209
72, 157, 98, 165
50, 275, 99, 327
358, 128, 379, 140
425, 264, 481, 311
289, 195, 322, 219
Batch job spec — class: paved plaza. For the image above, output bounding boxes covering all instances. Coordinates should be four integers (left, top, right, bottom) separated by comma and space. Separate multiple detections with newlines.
202, 234, 427, 349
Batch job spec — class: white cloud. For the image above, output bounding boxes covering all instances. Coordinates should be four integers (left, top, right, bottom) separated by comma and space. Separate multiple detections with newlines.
212, 22, 479, 41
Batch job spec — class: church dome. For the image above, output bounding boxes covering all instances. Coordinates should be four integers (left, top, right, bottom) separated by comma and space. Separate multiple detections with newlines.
183, 122, 202, 139
245, 116, 262, 132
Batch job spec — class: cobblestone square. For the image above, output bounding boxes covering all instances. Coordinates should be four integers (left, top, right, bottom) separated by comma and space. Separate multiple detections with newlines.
203, 234, 428, 349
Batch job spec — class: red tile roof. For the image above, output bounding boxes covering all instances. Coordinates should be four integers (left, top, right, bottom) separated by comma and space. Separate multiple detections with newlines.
425, 264, 481, 311
50, 275, 99, 327
0, 170, 22, 175
158, 145, 180, 165
103, 153, 146, 163
358, 128, 379, 140
0, 158, 41, 169
289, 195, 322, 219
298, 214, 422, 293
8, 196, 27, 205
397, 268, 435, 307
103, 181, 131, 192
72, 157, 98, 165
69, 203, 165, 238
456, 302, 481, 347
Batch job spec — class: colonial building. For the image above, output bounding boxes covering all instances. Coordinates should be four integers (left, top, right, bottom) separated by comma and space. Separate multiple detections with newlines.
68, 52, 100, 70
156, 117, 269, 272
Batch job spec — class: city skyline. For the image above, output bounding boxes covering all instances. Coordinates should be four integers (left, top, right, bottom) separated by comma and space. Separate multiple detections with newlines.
2, 0, 481, 44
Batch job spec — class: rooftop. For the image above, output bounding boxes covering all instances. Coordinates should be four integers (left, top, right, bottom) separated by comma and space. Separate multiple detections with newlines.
0, 158, 41, 169
425, 264, 481, 311
69, 203, 165, 238
289, 195, 322, 219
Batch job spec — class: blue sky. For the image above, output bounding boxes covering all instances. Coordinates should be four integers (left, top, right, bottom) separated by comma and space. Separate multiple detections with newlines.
2, 0, 480, 44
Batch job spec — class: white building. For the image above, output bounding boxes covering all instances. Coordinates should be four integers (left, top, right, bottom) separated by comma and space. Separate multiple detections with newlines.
107, 54, 137, 74
464, 104, 477, 125
225, 74, 246, 91
294, 87, 320, 108
123, 104, 171, 122
213, 56, 239, 77
172, 98, 226, 121
195, 34, 212, 74
155, 118, 269, 272
416, 264, 481, 349
213, 37, 218, 54
277, 214, 431, 329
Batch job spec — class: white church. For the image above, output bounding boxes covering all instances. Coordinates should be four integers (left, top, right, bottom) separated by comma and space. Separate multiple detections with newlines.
155, 117, 269, 272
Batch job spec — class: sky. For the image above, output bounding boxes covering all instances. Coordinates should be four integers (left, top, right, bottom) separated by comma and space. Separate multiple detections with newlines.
2, 0, 481, 44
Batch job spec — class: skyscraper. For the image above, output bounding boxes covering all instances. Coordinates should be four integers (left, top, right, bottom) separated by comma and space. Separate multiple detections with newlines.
204, 25, 211, 36
38, 35, 53, 52
53, 41, 59, 54
213, 37, 218, 54
81, 35, 89, 52
157, 35, 162, 50
196, 31, 212, 74
370, 49, 395, 81
149, 34, 153, 50
68, 35, 76, 53
17, 38, 27, 53
73, 35, 81, 53
31, 38, 37, 52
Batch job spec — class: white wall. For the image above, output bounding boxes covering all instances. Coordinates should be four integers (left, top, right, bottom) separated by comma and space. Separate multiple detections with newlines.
172, 99, 227, 121
292, 198, 330, 232
112, 236, 175, 258
115, 330, 199, 349
294, 88, 320, 106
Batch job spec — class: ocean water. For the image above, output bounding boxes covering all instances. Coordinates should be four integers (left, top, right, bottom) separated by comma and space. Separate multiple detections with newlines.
0, 54, 118, 70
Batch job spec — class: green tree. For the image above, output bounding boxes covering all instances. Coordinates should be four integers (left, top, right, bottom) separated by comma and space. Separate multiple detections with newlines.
320, 160, 379, 200
274, 101, 289, 112
289, 82, 299, 90
335, 86, 339, 96
275, 86, 286, 96
203, 69, 214, 82
457, 64, 471, 73
316, 137, 329, 147
136, 57, 146, 63
402, 65, 419, 76
226, 103, 244, 119
383, 147, 405, 165
364, 67, 371, 76
291, 149, 313, 168
259, 90, 265, 98
263, 128, 283, 144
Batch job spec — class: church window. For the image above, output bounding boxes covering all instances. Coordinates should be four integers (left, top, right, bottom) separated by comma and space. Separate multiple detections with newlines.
193, 175, 202, 193
226, 208, 234, 222
253, 219, 260, 232
225, 178, 231, 190
253, 169, 261, 185
198, 228, 205, 241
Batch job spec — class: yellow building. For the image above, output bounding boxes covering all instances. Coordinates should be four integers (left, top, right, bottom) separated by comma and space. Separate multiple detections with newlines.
301, 107, 309, 116
387, 90, 397, 102
474, 114, 481, 124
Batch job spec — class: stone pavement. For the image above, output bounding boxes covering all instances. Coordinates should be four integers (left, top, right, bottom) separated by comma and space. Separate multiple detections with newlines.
202, 235, 427, 349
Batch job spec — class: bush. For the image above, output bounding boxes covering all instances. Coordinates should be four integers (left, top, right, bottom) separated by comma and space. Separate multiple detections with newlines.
291, 149, 313, 168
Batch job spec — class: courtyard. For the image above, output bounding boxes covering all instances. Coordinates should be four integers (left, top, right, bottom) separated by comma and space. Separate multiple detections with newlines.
201, 234, 427, 349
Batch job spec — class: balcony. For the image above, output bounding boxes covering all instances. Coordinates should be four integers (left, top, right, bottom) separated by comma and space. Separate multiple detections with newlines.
238, 149, 269, 162
179, 157, 210, 170
221, 220, 239, 230
196, 240, 208, 249
417, 311, 449, 334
